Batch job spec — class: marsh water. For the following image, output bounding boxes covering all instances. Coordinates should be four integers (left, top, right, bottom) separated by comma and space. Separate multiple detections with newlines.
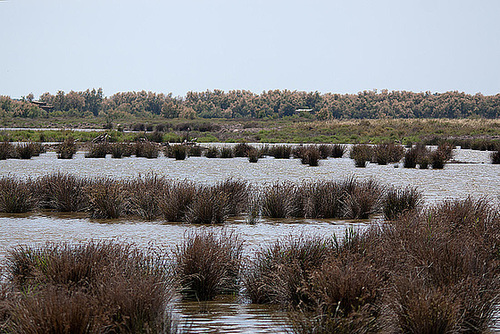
1, 146, 499, 332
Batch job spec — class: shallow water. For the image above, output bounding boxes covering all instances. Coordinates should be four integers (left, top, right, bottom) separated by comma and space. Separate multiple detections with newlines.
0, 147, 499, 332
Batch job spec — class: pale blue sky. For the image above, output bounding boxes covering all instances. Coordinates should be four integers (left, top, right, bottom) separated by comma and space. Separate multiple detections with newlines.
1, 0, 499, 98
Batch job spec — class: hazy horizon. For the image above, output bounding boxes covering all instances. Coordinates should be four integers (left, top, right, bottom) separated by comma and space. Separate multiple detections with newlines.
1, 0, 499, 99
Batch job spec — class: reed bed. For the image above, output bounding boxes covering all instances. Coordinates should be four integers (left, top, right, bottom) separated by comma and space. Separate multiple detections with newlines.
165, 144, 188, 160
0, 176, 37, 213
350, 144, 373, 167
173, 229, 243, 301
56, 137, 77, 159
4, 241, 179, 333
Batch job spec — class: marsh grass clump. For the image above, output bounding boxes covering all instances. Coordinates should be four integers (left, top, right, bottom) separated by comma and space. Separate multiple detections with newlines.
340, 179, 384, 219
185, 186, 230, 224
269, 145, 292, 159
374, 142, 404, 165
0, 176, 36, 213
159, 180, 197, 222
301, 181, 343, 219
109, 142, 133, 158
383, 186, 423, 221
0, 141, 13, 160
244, 235, 333, 306
261, 181, 301, 218
14, 143, 36, 159
166, 144, 188, 160
135, 141, 159, 158
6, 241, 177, 334
248, 148, 260, 162
491, 149, 500, 164
57, 137, 77, 159
36, 172, 88, 212
300, 146, 321, 166
331, 144, 347, 158
127, 174, 167, 220
430, 149, 447, 169
219, 146, 234, 158
215, 179, 249, 216
350, 144, 373, 167
86, 178, 128, 218
404, 143, 429, 168
188, 145, 203, 157
204, 146, 219, 158
173, 229, 243, 300
233, 142, 252, 157
84, 142, 108, 158
318, 144, 332, 159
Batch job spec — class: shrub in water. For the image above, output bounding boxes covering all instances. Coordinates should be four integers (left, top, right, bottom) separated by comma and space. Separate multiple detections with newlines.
491, 149, 500, 164
86, 178, 128, 218
0, 176, 36, 213
350, 144, 373, 168
300, 146, 321, 166
269, 145, 292, 159
127, 174, 167, 220
430, 150, 447, 169
0, 142, 13, 160
219, 147, 234, 158
383, 185, 423, 221
248, 148, 260, 163
233, 142, 252, 157
341, 179, 384, 219
331, 144, 347, 158
261, 181, 301, 218
135, 141, 159, 158
166, 144, 188, 160
185, 186, 230, 224
173, 229, 243, 300
159, 181, 197, 222
14, 143, 35, 159
188, 145, 203, 157
205, 146, 219, 158
56, 138, 77, 159
84, 143, 108, 158
36, 173, 88, 212
318, 144, 332, 159
374, 142, 404, 165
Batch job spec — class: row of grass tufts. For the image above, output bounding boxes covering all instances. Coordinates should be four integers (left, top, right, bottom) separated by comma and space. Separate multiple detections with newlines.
0, 174, 423, 221
0, 142, 46, 160
2, 197, 499, 332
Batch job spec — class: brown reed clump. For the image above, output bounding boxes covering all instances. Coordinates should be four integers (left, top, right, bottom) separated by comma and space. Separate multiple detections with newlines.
110, 142, 133, 158
331, 144, 347, 158
374, 142, 404, 165
57, 137, 77, 159
269, 145, 292, 159
244, 235, 333, 306
214, 179, 249, 216
184, 186, 230, 224
248, 148, 260, 162
350, 144, 373, 168
219, 147, 234, 158
159, 180, 197, 222
261, 181, 301, 218
173, 229, 243, 300
84, 142, 108, 158
5, 241, 178, 334
383, 185, 423, 221
204, 146, 219, 158
135, 141, 159, 158
233, 142, 252, 157
340, 179, 384, 219
127, 173, 168, 220
86, 178, 128, 218
188, 145, 203, 157
166, 144, 188, 160
318, 144, 332, 159
0, 141, 14, 160
491, 149, 500, 164
36, 172, 89, 212
301, 181, 343, 219
14, 143, 35, 159
0, 176, 37, 213
300, 146, 321, 166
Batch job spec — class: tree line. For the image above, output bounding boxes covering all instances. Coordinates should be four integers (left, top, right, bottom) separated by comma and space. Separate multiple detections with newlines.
1, 89, 500, 119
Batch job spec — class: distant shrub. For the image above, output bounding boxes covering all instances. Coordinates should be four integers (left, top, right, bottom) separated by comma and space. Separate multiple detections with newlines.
85, 143, 108, 158
57, 138, 77, 159
350, 144, 373, 168
205, 146, 219, 158
331, 144, 347, 158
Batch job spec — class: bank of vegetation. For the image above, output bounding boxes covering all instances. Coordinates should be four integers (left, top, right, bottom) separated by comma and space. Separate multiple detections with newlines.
1, 196, 499, 333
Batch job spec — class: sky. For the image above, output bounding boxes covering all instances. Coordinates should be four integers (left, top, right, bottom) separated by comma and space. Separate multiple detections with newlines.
1, 0, 499, 98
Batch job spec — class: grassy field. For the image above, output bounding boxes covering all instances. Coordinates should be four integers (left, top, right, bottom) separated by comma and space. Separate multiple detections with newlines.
1, 117, 500, 144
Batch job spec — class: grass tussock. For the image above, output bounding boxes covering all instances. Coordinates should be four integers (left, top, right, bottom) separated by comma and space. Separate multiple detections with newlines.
166, 144, 188, 160
248, 148, 260, 162
204, 146, 219, 158
173, 229, 243, 300
159, 180, 197, 222
350, 144, 373, 168
491, 149, 500, 164
331, 144, 347, 158
86, 178, 128, 219
135, 141, 159, 158
383, 185, 423, 221
374, 142, 404, 165
0, 176, 37, 213
300, 146, 321, 167
261, 181, 301, 218
57, 138, 77, 159
127, 173, 168, 220
36, 172, 88, 212
233, 142, 252, 157
84, 142, 108, 158
0, 142, 14, 160
269, 145, 292, 159
5, 241, 178, 334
